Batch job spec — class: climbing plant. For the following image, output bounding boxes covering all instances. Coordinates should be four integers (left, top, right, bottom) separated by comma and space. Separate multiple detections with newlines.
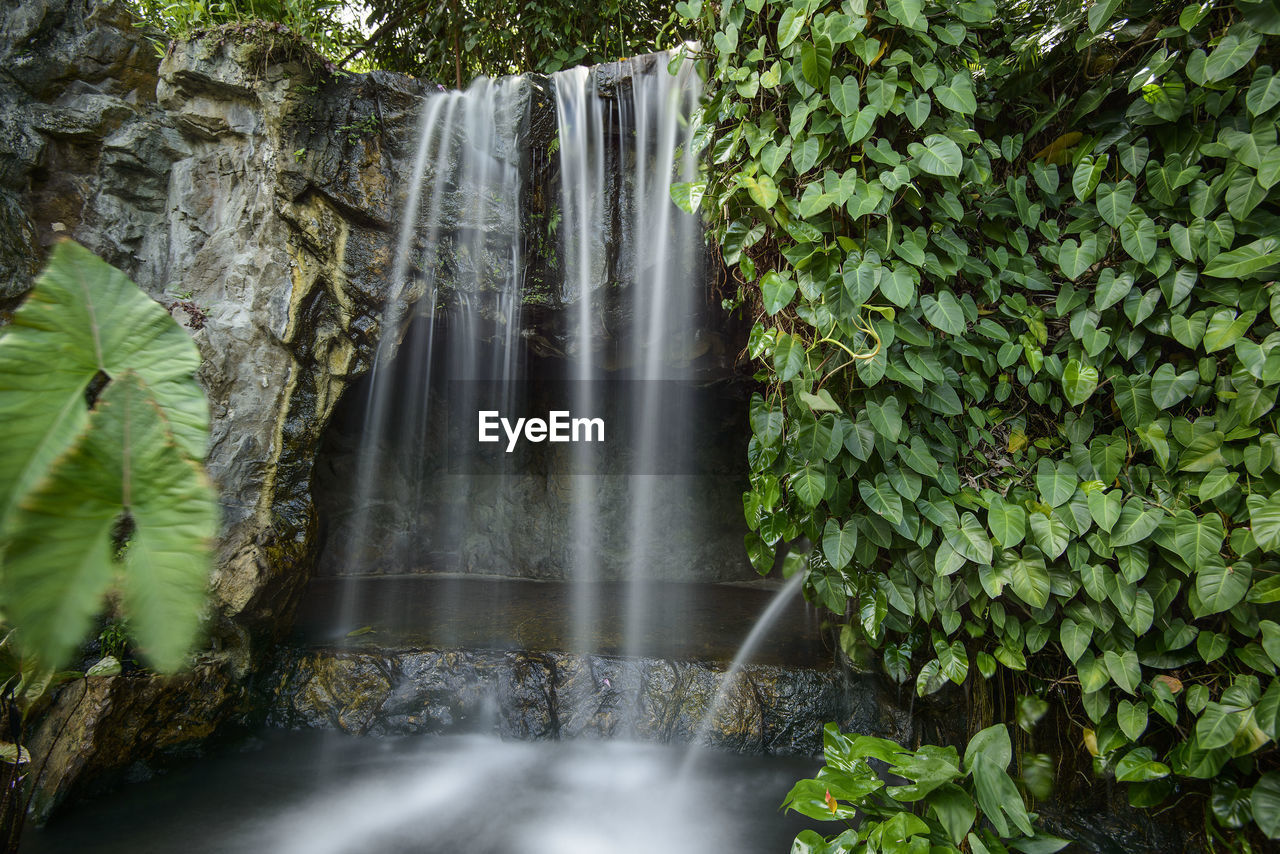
677, 0, 1280, 843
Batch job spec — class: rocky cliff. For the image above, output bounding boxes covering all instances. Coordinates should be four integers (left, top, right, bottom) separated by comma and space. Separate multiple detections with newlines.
1, 0, 431, 815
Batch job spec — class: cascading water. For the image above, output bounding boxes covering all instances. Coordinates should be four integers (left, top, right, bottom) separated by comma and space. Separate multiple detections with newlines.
333, 76, 527, 644
551, 56, 706, 678
679, 571, 808, 777
554, 66, 606, 659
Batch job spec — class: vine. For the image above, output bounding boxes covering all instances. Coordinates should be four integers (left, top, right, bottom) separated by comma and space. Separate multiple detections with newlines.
678, 0, 1280, 845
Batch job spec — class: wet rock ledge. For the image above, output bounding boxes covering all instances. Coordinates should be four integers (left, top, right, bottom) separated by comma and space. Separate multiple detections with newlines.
266, 646, 911, 756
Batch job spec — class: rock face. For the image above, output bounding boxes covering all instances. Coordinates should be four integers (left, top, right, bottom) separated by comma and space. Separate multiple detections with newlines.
1, 1, 420, 643
21, 659, 246, 819
267, 646, 909, 757
0, 0, 426, 817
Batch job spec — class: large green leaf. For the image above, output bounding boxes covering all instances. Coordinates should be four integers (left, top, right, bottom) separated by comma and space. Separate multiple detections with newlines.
1096, 181, 1135, 228
1087, 489, 1122, 532
777, 6, 806, 49
749, 394, 784, 445
928, 783, 976, 846
1254, 772, 1280, 839
1119, 216, 1157, 264
909, 134, 963, 177
761, 271, 797, 315
1108, 498, 1160, 548
1035, 459, 1078, 508
880, 265, 917, 307
1248, 492, 1280, 551
1008, 548, 1051, 607
1112, 375, 1155, 429
1205, 30, 1262, 82
903, 92, 931, 128
773, 332, 806, 381
0, 374, 216, 671
1202, 237, 1279, 279
823, 518, 857, 570
900, 435, 939, 477
0, 241, 207, 526
1029, 512, 1069, 559
800, 37, 834, 88
987, 495, 1026, 548
1117, 699, 1149, 741
921, 291, 965, 335
946, 512, 993, 565
1062, 359, 1099, 406
1248, 66, 1280, 116
1115, 747, 1169, 782
1151, 363, 1197, 408
1060, 618, 1091, 662
793, 465, 827, 508
1057, 236, 1102, 280
970, 749, 1034, 836
885, 0, 924, 29
935, 71, 977, 114
829, 75, 861, 116
1195, 559, 1252, 615
1196, 702, 1247, 750
860, 475, 904, 524
1104, 649, 1142, 694
867, 395, 902, 440
670, 181, 705, 214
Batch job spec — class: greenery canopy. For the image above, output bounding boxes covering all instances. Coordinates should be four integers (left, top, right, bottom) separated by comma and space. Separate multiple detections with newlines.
127, 0, 690, 82
361, 0, 687, 84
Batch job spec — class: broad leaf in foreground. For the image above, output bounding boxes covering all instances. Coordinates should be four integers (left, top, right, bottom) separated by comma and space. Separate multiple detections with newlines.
1, 374, 216, 672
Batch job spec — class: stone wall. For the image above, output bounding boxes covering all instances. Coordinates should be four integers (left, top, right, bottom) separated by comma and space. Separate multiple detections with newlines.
267, 647, 904, 755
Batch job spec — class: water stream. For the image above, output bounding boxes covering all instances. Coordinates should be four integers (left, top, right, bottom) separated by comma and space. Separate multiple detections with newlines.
551, 55, 706, 679
334, 75, 527, 642
679, 571, 809, 778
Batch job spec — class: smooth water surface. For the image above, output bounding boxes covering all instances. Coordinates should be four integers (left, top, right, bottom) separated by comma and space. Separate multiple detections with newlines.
23, 731, 821, 854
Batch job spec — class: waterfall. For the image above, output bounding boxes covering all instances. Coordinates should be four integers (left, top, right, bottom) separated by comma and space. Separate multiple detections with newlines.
324, 57, 781, 728
551, 57, 706, 692
554, 66, 606, 658
334, 75, 527, 640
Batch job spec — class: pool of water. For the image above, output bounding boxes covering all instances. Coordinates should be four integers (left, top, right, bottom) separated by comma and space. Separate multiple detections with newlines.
23, 730, 824, 854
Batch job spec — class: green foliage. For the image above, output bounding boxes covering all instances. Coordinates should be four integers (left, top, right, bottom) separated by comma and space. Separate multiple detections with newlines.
0, 241, 217, 674
128, 0, 362, 65
362, 0, 688, 84
685, 0, 1280, 841
786, 723, 1068, 853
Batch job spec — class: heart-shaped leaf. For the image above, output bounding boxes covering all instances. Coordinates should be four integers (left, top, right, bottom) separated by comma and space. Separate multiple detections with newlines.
909, 134, 963, 177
